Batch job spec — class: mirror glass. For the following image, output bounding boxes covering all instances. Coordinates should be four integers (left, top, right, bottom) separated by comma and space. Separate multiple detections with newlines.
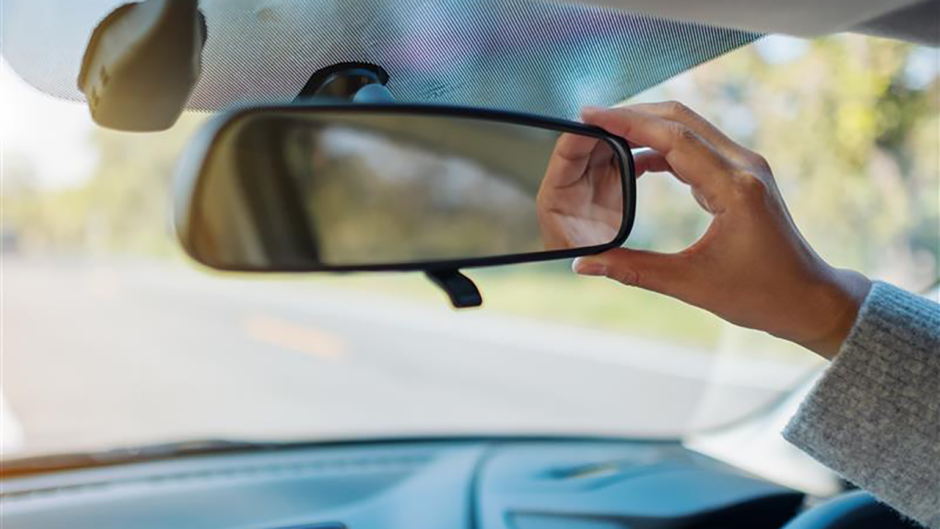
183, 109, 631, 270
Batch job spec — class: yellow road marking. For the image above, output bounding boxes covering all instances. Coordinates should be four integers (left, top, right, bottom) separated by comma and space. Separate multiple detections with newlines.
243, 315, 347, 360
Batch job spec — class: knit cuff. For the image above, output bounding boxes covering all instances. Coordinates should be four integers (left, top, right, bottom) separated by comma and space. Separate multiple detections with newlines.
783, 281, 940, 527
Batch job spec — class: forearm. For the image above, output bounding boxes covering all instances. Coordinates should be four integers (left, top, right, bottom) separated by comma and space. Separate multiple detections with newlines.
784, 282, 940, 527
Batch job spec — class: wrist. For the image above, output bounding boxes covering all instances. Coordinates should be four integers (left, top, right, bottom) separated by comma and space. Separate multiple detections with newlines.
799, 268, 872, 360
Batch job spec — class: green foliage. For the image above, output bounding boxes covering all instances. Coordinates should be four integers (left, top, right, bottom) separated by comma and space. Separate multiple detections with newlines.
4, 114, 207, 256
4, 35, 937, 348
635, 36, 939, 291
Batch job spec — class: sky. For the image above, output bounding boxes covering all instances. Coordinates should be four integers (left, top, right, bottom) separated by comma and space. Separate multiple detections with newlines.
1, 59, 98, 190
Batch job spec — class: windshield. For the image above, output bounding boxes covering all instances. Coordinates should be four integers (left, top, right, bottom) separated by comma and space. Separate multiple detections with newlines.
2, 35, 938, 460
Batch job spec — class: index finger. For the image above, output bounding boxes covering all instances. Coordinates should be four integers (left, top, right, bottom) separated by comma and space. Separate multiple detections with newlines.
627, 102, 753, 164
582, 107, 732, 193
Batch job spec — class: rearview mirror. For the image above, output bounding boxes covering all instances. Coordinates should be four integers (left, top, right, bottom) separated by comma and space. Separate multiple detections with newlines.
174, 104, 636, 305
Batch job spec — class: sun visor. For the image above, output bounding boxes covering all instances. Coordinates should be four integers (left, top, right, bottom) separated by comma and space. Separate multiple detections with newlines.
2, 0, 760, 120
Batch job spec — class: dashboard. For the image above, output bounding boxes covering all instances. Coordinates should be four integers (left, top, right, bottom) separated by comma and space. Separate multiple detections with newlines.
0, 438, 804, 529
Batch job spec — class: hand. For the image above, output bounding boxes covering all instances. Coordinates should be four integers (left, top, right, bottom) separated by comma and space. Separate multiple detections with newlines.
536, 133, 625, 251
572, 102, 872, 359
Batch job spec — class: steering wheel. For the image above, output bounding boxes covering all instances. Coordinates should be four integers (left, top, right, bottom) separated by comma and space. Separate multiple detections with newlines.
782, 491, 915, 529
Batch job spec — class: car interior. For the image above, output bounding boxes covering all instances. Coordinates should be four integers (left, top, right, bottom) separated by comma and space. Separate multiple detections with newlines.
1, 0, 937, 528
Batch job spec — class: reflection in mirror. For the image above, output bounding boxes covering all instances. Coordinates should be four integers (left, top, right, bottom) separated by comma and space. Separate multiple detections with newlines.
185, 110, 629, 270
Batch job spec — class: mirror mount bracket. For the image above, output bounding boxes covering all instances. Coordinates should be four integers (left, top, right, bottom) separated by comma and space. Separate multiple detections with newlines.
426, 270, 483, 309
297, 63, 482, 310
293, 64, 492, 309
295, 62, 394, 103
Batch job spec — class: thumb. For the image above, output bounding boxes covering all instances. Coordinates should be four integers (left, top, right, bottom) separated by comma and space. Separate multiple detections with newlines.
572, 248, 687, 298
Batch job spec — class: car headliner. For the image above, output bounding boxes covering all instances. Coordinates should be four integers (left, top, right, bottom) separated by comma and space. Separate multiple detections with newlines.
570, 0, 939, 45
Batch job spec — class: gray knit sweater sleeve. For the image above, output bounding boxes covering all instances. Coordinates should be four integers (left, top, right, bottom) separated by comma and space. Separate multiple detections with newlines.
784, 281, 940, 528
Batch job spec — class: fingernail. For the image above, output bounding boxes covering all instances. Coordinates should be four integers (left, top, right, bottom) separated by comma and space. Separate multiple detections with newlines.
572, 257, 606, 276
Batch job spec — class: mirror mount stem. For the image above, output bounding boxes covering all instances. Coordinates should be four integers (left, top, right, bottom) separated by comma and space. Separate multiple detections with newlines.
426, 270, 483, 309
295, 63, 482, 309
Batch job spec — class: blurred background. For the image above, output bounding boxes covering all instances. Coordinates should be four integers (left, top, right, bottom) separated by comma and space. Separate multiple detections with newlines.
2, 34, 938, 470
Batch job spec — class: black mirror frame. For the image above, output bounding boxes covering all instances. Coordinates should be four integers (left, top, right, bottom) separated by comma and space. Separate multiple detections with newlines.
174, 102, 637, 274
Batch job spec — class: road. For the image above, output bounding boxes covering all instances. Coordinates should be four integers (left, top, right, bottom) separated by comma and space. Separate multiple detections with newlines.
2, 256, 815, 458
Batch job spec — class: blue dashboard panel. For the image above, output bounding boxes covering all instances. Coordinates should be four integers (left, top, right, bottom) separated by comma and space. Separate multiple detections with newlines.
477, 442, 803, 528
0, 439, 803, 529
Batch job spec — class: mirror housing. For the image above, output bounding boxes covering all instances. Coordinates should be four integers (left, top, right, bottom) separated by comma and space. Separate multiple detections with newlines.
174, 103, 636, 306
